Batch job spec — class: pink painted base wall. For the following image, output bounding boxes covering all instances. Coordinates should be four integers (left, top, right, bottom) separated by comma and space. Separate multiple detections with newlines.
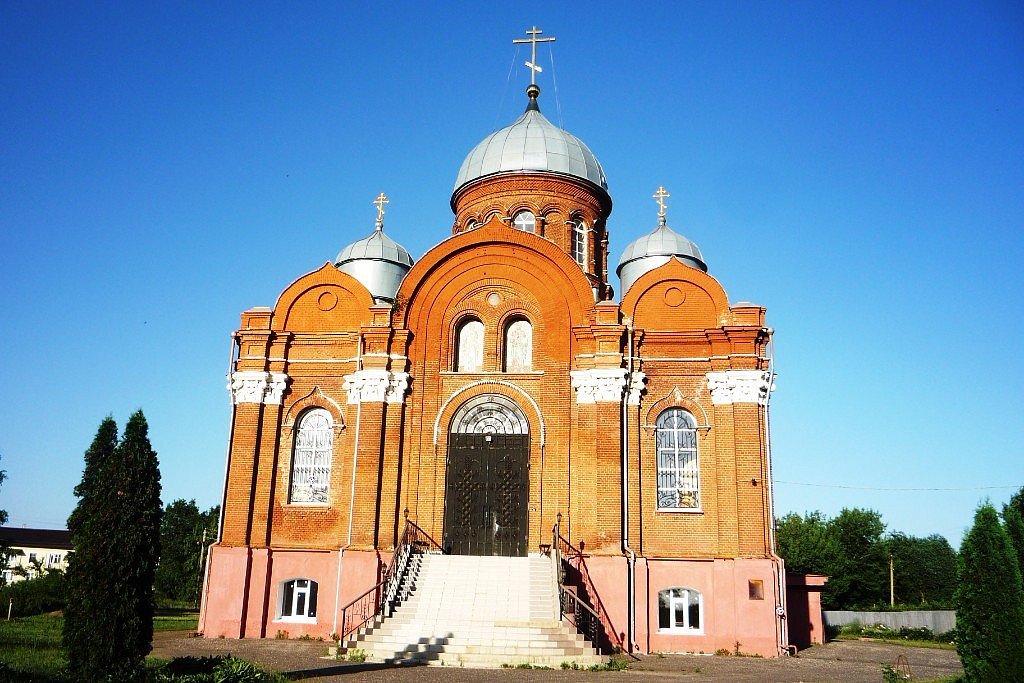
583, 555, 786, 657
199, 545, 389, 640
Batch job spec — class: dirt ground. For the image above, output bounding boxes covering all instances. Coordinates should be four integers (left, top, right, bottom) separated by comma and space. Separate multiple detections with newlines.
152, 632, 963, 682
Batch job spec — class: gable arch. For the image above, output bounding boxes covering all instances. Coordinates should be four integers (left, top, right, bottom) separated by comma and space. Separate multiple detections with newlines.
271, 262, 375, 332
620, 257, 733, 332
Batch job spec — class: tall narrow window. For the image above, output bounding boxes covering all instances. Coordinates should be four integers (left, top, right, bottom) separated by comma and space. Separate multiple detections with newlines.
656, 408, 700, 510
456, 318, 484, 372
570, 219, 587, 267
513, 210, 536, 232
658, 587, 702, 632
279, 578, 318, 622
289, 408, 333, 504
503, 318, 532, 372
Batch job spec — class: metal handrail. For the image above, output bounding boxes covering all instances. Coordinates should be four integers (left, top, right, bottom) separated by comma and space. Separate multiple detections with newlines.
551, 513, 624, 652
337, 511, 442, 642
559, 584, 602, 647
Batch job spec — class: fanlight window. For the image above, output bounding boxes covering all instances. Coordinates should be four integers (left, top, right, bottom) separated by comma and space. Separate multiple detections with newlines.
503, 318, 532, 372
456, 318, 484, 372
658, 587, 702, 632
656, 408, 700, 510
513, 210, 536, 233
279, 578, 318, 622
570, 220, 587, 267
289, 408, 333, 504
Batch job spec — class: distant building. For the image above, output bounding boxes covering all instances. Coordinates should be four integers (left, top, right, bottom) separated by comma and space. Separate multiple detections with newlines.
201, 32, 787, 661
0, 528, 72, 584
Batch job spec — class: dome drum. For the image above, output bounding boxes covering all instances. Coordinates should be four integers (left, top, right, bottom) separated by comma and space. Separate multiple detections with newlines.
335, 228, 414, 304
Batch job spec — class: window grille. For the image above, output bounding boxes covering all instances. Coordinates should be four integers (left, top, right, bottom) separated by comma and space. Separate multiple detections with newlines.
658, 587, 702, 631
655, 408, 700, 510
289, 409, 333, 504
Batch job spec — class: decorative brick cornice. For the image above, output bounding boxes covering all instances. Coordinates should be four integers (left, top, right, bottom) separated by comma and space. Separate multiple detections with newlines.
706, 370, 773, 406
228, 371, 289, 405
343, 370, 410, 404
571, 368, 627, 404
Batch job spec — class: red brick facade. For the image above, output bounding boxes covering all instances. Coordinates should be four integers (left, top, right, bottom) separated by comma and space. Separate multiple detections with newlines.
200, 106, 789, 656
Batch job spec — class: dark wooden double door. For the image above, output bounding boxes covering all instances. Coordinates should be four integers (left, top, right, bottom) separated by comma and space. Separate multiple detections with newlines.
443, 433, 529, 556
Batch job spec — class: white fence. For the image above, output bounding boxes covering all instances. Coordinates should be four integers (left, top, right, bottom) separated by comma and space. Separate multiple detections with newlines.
823, 610, 956, 634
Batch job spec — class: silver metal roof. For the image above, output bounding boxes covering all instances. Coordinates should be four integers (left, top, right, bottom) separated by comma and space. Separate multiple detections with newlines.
616, 223, 708, 295
454, 100, 608, 193
334, 228, 414, 303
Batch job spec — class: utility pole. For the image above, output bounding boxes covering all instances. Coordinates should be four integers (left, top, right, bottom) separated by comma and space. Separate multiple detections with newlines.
196, 527, 207, 610
889, 553, 895, 607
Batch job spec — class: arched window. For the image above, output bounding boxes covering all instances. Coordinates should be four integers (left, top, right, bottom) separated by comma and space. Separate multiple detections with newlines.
466, 219, 479, 231
512, 210, 536, 233
655, 408, 700, 510
503, 318, 532, 372
570, 219, 587, 267
658, 587, 702, 632
279, 578, 318, 622
289, 408, 333, 504
455, 318, 484, 372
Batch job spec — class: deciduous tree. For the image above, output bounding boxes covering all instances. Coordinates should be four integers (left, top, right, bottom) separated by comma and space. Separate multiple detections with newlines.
955, 503, 1024, 682
887, 532, 957, 606
156, 499, 219, 604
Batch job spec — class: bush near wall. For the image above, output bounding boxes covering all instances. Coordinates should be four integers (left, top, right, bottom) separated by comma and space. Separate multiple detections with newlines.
0, 571, 65, 617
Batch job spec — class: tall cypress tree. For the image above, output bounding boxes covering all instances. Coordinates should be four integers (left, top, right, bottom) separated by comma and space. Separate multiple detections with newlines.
63, 413, 162, 682
1002, 487, 1024, 582
955, 503, 1024, 682
64, 416, 119, 678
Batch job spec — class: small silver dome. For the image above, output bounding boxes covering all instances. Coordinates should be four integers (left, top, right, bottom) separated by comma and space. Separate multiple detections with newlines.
334, 227, 414, 304
454, 88, 607, 193
617, 223, 707, 295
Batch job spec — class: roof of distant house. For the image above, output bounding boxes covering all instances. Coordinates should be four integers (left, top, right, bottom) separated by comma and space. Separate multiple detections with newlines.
0, 527, 73, 550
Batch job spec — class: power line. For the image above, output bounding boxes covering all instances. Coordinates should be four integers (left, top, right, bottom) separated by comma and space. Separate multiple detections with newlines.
776, 480, 1022, 492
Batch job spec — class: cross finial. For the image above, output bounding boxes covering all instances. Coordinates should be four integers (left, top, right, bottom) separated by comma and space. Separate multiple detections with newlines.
653, 186, 671, 226
513, 26, 556, 86
373, 192, 389, 231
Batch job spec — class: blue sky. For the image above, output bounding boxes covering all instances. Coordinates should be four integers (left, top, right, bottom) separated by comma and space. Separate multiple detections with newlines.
1, 2, 1021, 548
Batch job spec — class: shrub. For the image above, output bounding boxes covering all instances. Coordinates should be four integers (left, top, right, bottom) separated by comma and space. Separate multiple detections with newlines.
0, 571, 65, 616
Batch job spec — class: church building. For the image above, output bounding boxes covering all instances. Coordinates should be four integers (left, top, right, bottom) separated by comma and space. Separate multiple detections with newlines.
200, 31, 788, 660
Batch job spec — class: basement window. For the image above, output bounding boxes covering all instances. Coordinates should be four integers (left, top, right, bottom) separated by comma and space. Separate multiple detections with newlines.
658, 587, 703, 634
278, 578, 318, 623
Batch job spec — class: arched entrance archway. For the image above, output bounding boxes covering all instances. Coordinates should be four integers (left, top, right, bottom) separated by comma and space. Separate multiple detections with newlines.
443, 394, 529, 556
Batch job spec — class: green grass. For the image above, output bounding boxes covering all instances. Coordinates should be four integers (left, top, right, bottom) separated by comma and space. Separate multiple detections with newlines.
0, 613, 66, 682
0, 609, 199, 680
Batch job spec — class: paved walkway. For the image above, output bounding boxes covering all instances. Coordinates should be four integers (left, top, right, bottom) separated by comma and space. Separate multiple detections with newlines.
152, 632, 963, 682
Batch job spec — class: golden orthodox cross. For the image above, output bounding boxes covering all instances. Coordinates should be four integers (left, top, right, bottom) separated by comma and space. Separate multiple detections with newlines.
373, 192, 389, 230
513, 26, 556, 86
653, 186, 670, 224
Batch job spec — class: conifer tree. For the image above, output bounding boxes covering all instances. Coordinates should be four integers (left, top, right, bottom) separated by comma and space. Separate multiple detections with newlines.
1002, 487, 1024, 581
954, 503, 1024, 682
63, 413, 162, 682
64, 416, 119, 678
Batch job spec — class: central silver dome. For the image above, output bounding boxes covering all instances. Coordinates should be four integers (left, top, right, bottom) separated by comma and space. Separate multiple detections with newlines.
454, 88, 607, 193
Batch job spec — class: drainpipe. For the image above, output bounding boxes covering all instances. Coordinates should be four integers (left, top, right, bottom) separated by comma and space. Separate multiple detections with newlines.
622, 318, 637, 653
335, 338, 365, 637
762, 329, 788, 655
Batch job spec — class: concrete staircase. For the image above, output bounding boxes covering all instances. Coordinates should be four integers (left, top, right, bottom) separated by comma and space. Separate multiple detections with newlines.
341, 553, 606, 668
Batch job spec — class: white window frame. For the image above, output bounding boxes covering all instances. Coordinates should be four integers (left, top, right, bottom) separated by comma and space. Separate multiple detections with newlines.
277, 578, 318, 623
512, 210, 536, 233
655, 408, 701, 512
570, 219, 587, 268
658, 587, 703, 634
288, 409, 333, 505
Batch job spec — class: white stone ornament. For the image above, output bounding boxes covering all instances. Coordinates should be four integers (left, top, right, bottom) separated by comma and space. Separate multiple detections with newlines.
627, 371, 647, 405
228, 371, 290, 405
706, 370, 774, 405
570, 368, 628, 404
344, 370, 410, 404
